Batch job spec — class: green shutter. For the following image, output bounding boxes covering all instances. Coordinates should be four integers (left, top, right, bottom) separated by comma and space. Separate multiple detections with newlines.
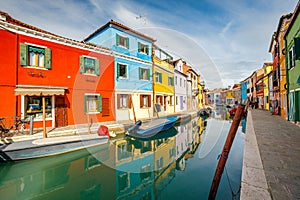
116, 34, 120, 45
172, 77, 174, 86
20, 43, 27, 66
44, 48, 52, 69
159, 73, 162, 83
117, 63, 120, 78
146, 46, 149, 55
138, 42, 141, 52
139, 67, 142, 79
295, 37, 300, 60
80, 56, 85, 74
126, 37, 129, 49
98, 95, 102, 112
147, 68, 150, 80
84, 95, 87, 113
95, 59, 100, 76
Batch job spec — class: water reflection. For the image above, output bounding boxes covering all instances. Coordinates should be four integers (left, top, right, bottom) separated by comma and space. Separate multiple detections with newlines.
0, 110, 245, 200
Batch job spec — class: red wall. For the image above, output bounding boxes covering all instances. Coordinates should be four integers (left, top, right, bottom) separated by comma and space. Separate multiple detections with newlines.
0, 30, 115, 128
0, 30, 18, 118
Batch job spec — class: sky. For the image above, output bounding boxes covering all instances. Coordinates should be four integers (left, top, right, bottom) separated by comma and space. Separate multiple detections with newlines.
0, 0, 298, 89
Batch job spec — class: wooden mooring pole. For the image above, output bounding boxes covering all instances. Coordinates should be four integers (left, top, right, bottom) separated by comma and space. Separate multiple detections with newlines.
208, 104, 246, 200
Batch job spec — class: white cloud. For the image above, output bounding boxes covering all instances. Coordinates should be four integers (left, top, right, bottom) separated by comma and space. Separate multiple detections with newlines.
0, 0, 297, 89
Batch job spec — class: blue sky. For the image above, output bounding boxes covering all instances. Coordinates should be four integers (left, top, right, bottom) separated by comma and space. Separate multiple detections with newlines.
0, 0, 298, 89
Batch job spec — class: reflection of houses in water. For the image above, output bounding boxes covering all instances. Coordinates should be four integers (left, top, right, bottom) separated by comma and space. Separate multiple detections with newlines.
154, 162, 176, 199
0, 143, 116, 199
114, 138, 155, 199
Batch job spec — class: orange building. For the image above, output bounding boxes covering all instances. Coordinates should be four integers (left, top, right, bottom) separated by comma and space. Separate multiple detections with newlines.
0, 11, 115, 129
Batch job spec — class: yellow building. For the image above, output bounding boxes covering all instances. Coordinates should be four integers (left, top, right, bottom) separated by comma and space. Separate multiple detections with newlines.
263, 62, 273, 110
198, 76, 204, 108
153, 46, 175, 116
225, 90, 235, 105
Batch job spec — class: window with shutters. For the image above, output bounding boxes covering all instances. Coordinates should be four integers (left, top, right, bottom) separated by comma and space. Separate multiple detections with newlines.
117, 63, 128, 78
117, 94, 131, 109
139, 67, 150, 80
20, 43, 51, 69
116, 34, 129, 49
138, 42, 149, 55
155, 72, 162, 83
84, 94, 102, 113
288, 45, 295, 69
140, 94, 151, 108
80, 56, 100, 76
168, 76, 174, 86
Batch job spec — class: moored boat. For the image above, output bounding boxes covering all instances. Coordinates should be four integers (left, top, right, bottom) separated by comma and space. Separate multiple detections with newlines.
0, 134, 109, 162
125, 116, 178, 139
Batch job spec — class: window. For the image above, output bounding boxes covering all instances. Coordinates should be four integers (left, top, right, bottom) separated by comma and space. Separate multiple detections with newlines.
169, 96, 173, 105
20, 43, 51, 69
80, 56, 100, 75
169, 148, 175, 158
25, 96, 52, 119
117, 143, 132, 160
140, 164, 151, 181
116, 34, 129, 49
180, 78, 182, 87
156, 157, 163, 169
118, 172, 129, 192
140, 94, 151, 108
289, 45, 296, 69
117, 94, 131, 109
139, 68, 150, 80
84, 94, 102, 113
117, 63, 127, 78
176, 96, 178, 105
138, 42, 149, 55
168, 77, 174, 86
184, 80, 186, 87
175, 76, 177, 85
155, 72, 162, 83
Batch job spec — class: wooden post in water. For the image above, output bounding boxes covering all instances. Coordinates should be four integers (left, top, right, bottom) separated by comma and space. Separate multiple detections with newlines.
42, 96, 47, 138
208, 104, 245, 200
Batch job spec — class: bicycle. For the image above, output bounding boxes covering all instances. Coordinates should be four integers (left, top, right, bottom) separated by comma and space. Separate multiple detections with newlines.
0, 116, 31, 138
0, 117, 10, 138
10, 116, 31, 136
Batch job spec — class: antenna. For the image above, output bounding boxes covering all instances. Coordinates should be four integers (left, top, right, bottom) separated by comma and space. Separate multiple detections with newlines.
136, 15, 146, 25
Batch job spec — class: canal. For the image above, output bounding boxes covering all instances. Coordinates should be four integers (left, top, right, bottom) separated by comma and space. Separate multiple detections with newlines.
0, 107, 245, 200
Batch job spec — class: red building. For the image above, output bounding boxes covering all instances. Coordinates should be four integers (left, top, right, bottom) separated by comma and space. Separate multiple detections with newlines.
0, 11, 115, 129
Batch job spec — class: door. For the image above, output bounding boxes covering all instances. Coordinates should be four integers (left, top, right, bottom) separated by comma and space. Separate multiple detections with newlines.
180, 96, 184, 110
55, 96, 68, 127
164, 96, 167, 111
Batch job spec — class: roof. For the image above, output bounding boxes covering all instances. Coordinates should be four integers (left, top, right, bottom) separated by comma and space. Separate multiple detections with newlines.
83, 19, 156, 42
284, 1, 300, 38
0, 10, 111, 53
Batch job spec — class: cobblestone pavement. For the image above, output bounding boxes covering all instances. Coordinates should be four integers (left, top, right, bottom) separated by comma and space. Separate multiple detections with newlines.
242, 109, 300, 200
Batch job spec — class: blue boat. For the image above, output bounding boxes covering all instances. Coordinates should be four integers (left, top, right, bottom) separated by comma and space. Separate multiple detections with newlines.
125, 116, 178, 139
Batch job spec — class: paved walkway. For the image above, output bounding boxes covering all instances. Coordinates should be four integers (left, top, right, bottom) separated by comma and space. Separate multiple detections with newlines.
241, 109, 300, 200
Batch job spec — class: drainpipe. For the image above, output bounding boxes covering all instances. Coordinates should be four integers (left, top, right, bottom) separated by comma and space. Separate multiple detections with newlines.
284, 37, 290, 121
15, 34, 19, 121
152, 45, 155, 118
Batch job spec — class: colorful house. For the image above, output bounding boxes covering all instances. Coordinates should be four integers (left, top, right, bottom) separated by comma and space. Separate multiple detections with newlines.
284, 2, 300, 123
275, 13, 293, 118
183, 64, 199, 110
198, 76, 204, 108
263, 62, 273, 110
173, 59, 188, 112
84, 20, 155, 121
255, 69, 264, 109
153, 46, 175, 116
240, 79, 248, 104
0, 11, 115, 131
232, 84, 241, 104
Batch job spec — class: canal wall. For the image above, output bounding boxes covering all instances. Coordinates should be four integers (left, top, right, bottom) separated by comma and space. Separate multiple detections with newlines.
240, 110, 272, 199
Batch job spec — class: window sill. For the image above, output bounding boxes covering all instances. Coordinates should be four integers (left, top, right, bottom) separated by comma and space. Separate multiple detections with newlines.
22, 66, 48, 70
117, 45, 129, 49
83, 73, 98, 77
86, 112, 100, 114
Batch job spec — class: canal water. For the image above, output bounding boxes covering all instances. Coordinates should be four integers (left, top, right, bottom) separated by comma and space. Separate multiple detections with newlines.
0, 107, 245, 200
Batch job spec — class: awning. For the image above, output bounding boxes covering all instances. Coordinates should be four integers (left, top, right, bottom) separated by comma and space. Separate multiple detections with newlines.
14, 85, 67, 96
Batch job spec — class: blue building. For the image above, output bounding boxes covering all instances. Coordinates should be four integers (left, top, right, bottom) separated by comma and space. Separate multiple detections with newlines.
84, 20, 155, 120
240, 80, 248, 104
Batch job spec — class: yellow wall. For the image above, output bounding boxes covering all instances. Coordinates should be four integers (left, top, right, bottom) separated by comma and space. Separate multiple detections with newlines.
153, 57, 175, 114
263, 64, 273, 110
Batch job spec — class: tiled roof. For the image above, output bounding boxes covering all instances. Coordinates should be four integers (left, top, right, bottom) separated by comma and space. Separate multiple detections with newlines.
83, 19, 156, 42
0, 10, 111, 52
